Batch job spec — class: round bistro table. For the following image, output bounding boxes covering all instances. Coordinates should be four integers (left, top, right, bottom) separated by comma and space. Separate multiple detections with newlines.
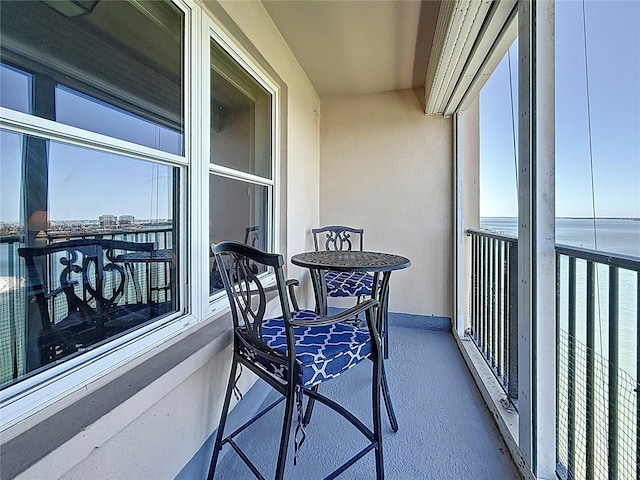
291, 250, 410, 432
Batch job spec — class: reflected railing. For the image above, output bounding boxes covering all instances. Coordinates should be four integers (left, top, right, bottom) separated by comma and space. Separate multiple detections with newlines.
467, 229, 640, 480
0, 226, 174, 387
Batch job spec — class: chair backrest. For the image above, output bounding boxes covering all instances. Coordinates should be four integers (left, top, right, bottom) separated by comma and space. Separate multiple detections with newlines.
243, 225, 261, 249
19, 239, 155, 326
312, 225, 364, 252
211, 241, 295, 366
18, 239, 154, 369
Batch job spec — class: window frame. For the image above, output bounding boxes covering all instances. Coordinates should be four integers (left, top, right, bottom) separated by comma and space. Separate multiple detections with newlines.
204, 22, 281, 312
0, 0, 197, 431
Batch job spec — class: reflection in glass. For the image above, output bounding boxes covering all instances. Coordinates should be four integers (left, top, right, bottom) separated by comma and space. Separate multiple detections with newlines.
0, 0, 184, 154
0, 130, 179, 388
209, 175, 268, 295
0, 64, 31, 113
210, 40, 272, 179
56, 86, 182, 155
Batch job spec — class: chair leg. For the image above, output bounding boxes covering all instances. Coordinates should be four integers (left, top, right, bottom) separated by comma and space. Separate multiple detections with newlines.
381, 360, 399, 432
274, 383, 297, 480
302, 385, 318, 426
207, 359, 239, 480
372, 352, 385, 479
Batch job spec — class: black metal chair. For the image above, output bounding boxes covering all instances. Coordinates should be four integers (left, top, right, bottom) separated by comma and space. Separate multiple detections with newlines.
312, 225, 375, 301
207, 241, 386, 480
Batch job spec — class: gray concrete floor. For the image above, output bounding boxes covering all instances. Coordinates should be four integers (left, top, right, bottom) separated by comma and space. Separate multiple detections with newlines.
211, 315, 520, 479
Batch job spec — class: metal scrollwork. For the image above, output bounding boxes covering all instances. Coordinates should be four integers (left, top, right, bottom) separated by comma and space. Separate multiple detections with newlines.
227, 252, 266, 339
324, 231, 352, 251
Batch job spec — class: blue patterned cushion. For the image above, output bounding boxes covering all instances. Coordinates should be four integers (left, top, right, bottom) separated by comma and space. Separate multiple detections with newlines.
325, 270, 374, 297
239, 310, 372, 388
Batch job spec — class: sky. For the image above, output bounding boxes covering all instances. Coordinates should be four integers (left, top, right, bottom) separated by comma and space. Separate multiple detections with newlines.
1, 1, 638, 223
480, 0, 640, 219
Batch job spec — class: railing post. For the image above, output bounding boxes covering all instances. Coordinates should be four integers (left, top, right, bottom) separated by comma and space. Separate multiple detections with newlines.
508, 242, 518, 403
586, 261, 596, 480
608, 266, 619, 480
488, 238, 495, 367
636, 271, 640, 478
473, 234, 479, 339
567, 256, 577, 478
497, 240, 504, 380
637, 271, 640, 480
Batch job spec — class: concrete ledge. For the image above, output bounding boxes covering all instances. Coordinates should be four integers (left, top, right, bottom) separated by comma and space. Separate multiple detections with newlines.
453, 330, 534, 480
1, 316, 234, 480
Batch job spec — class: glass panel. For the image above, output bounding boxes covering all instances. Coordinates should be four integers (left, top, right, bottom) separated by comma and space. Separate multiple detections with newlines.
209, 175, 268, 295
0, 129, 179, 388
0, 1, 184, 155
0, 64, 32, 113
210, 40, 272, 179
56, 85, 182, 155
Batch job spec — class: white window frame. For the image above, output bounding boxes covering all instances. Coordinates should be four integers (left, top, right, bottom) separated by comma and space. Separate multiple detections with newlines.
0, 0, 202, 432
204, 19, 280, 315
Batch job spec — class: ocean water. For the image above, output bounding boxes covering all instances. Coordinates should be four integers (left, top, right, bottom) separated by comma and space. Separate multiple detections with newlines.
480, 217, 640, 257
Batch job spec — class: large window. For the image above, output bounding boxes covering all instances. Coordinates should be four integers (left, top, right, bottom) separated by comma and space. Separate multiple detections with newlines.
0, 1, 184, 388
208, 39, 274, 296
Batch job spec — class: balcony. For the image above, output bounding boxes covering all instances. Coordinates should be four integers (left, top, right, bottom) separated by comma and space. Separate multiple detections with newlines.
467, 229, 640, 480
1, 1, 638, 479
181, 313, 521, 479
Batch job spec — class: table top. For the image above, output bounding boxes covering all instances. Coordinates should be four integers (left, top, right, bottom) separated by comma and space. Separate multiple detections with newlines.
291, 250, 410, 273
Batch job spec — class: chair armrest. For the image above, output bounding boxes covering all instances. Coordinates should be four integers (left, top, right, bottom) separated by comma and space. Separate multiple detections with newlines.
290, 298, 379, 327
285, 279, 300, 311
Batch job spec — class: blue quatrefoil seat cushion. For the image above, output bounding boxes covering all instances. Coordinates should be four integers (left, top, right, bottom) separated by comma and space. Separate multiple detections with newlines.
239, 310, 372, 388
325, 270, 375, 297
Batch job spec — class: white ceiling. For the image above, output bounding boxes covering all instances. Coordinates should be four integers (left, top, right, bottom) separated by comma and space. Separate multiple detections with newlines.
262, 0, 440, 98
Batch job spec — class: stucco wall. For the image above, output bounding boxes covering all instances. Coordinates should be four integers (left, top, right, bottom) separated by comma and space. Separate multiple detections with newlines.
320, 89, 453, 316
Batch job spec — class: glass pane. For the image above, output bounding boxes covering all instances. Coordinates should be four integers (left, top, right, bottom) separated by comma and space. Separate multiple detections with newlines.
0, 129, 180, 388
209, 175, 268, 295
0, 1, 184, 155
56, 85, 182, 155
0, 64, 32, 113
210, 40, 272, 179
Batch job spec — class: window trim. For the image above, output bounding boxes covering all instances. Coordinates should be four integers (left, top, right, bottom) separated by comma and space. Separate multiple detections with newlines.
204, 18, 281, 310
0, 0, 196, 432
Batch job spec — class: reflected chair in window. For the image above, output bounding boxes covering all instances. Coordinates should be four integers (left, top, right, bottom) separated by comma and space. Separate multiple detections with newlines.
243, 225, 261, 249
18, 239, 170, 371
208, 241, 385, 480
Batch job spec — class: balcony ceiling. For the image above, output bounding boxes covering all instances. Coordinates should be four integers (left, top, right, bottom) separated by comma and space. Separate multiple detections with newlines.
262, 0, 441, 98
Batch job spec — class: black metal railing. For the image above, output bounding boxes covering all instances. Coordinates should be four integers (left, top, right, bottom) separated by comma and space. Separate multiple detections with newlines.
467, 229, 640, 480
467, 229, 519, 406
556, 245, 639, 480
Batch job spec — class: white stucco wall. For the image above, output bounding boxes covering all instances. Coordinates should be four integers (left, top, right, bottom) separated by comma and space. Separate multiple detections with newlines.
320, 89, 453, 316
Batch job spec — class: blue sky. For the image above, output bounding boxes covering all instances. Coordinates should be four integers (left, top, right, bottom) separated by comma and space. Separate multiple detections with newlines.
481, 0, 640, 218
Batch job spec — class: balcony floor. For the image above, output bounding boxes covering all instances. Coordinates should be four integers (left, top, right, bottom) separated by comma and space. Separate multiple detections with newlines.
210, 314, 520, 479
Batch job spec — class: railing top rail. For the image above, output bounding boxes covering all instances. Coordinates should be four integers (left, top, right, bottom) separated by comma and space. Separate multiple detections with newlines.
555, 244, 640, 271
0, 235, 20, 244
466, 228, 639, 271
466, 228, 518, 245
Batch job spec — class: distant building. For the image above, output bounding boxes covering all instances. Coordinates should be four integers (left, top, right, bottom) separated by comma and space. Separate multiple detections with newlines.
119, 215, 134, 225
99, 215, 117, 226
